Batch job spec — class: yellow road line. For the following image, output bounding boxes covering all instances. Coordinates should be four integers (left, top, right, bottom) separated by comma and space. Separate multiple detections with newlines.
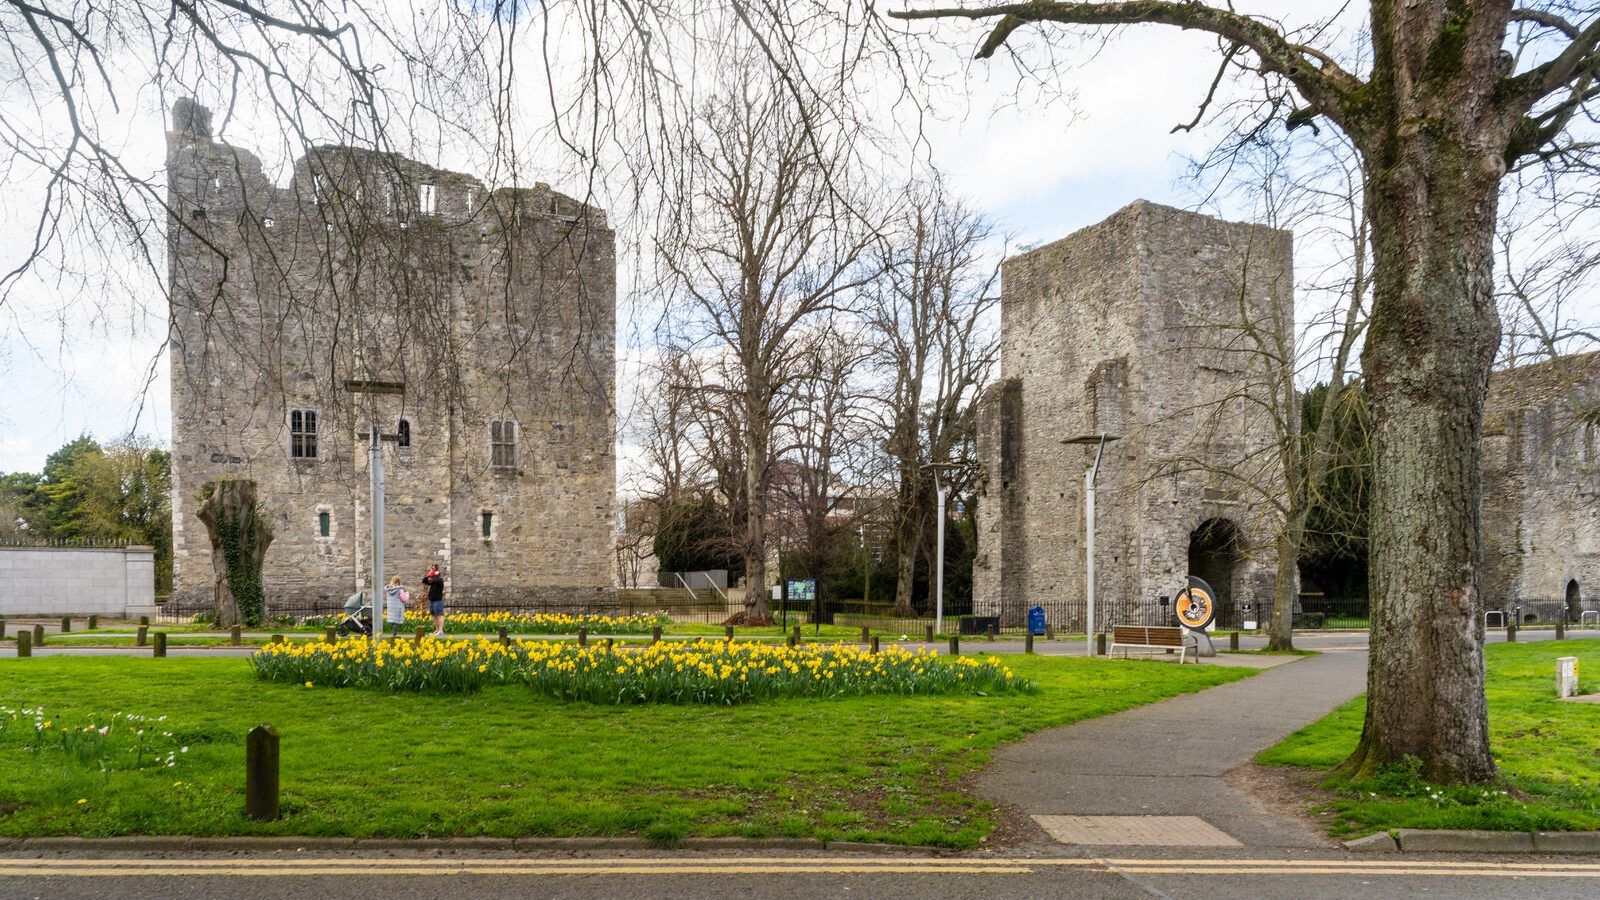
0, 858, 1036, 871
0, 856, 1079, 868
1105, 858, 1600, 870
1112, 866, 1600, 878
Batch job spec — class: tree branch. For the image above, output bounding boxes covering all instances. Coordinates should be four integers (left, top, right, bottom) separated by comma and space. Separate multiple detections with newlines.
890, 1, 1363, 130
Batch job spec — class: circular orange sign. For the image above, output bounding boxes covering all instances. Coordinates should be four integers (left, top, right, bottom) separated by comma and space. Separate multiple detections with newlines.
1177, 585, 1215, 630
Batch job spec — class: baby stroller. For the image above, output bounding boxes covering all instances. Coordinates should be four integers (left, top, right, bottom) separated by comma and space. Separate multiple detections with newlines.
337, 591, 374, 637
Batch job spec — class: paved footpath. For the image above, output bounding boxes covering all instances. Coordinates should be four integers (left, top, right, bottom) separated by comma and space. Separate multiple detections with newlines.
978, 649, 1369, 849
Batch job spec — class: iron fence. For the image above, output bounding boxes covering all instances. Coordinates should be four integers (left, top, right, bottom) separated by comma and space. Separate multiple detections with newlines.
155, 595, 738, 626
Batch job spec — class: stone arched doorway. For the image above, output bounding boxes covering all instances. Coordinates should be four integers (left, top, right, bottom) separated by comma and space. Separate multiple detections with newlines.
1188, 518, 1241, 627
1566, 579, 1582, 623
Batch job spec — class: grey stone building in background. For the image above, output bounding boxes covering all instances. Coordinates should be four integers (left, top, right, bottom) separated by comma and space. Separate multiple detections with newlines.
166, 100, 615, 612
1482, 351, 1600, 623
974, 201, 1293, 631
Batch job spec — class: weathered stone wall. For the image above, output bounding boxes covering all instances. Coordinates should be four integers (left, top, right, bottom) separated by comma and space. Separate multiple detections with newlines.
0, 546, 158, 617
167, 100, 615, 612
1482, 352, 1600, 621
975, 201, 1292, 631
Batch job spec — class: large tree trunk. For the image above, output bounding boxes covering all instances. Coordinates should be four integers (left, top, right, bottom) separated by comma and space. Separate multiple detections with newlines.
890, 463, 920, 617
742, 406, 773, 625
1342, 76, 1504, 782
1266, 514, 1304, 652
195, 479, 275, 629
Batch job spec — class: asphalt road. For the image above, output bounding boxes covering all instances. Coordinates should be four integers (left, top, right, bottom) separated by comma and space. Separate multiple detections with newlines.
3, 850, 1599, 899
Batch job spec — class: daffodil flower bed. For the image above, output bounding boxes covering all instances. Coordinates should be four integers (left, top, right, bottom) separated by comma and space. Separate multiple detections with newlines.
251, 638, 1032, 703
298, 610, 670, 635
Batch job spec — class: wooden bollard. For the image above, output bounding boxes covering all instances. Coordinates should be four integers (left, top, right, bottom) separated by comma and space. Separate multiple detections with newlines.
948, 634, 960, 656
985, 624, 997, 642
136, 625, 147, 646
1025, 632, 1034, 654
16, 630, 30, 657
724, 625, 735, 642
651, 625, 662, 645
870, 635, 880, 654
231, 625, 242, 645
88, 615, 99, 630
324, 626, 337, 643
0, 618, 6, 641
61, 616, 71, 633
925, 624, 935, 642
33, 624, 45, 646
1229, 632, 1240, 651
789, 625, 801, 648
1045, 625, 1055, 641
152, 632, 167, 657
415, 626, 427, 644
1507, 624, 1518, 642
498, 625, 510, 646
139, 615, 149, 627
245, 724, 281, 821
271, 634, 285, 644
604, 637, 615, 651
1556, 620, 1566, 640
860, 626, 870, 642
578, 626, 588, 647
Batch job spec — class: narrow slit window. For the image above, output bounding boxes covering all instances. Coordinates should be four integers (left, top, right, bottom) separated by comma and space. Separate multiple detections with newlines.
419, 183, 437, 215
489, 419, 517, 469
318, 511, 330, 537
290, 409, 319, 459
397, 418, 411, 448
481, 511, 493, 538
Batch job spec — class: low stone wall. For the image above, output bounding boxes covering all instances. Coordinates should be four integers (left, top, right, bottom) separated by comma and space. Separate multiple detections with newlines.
0, 546, 158, 618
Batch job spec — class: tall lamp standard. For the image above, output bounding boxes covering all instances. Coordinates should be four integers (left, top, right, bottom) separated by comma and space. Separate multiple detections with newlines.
344, 379, 406, 647
920, 463, 961, 636
1061, 434, 1120, 656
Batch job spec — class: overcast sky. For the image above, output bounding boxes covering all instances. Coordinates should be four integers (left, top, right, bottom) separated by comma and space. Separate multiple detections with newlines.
1, 2, 1594, 474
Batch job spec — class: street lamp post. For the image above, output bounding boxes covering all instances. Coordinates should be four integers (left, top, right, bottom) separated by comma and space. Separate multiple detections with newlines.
921, 463, 960, 637
345, 379, 405, 647
1062, 434, 1120, 657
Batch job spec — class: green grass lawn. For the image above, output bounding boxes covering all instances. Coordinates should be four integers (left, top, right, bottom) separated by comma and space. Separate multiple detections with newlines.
1258, 638, 1600, 837
0, 653, 1248, 845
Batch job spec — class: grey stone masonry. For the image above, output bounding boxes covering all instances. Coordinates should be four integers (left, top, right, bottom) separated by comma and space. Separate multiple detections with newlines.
975, 201, 1292, 631
1481, 351, 1600, 622
166, 99, 615, 611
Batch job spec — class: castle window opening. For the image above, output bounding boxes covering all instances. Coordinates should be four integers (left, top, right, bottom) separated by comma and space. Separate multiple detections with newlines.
482, 511, 494, 539
489, 419, 518, 469
289, 409, 319, 459
318, 511, 330, 538
419, 183, 437, 215
397, 418, 412, 448
1566, 579, 1582, 623
1188, 518, 1241, 627
465, 188, 475, 212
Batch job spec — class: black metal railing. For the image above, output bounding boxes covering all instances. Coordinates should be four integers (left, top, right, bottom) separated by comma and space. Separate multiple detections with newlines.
156, 595, 738, 627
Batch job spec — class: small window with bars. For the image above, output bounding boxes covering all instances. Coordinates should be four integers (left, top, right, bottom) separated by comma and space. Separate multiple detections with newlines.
489, 420, 517, 469
318, 511, 331, 538
481, 511, 494, 539
290, 409, 319, 459
419, 183, 437, 215
397, 419, 412, 448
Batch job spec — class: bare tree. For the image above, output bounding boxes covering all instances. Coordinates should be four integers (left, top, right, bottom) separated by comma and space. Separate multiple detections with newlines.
893, 0, 1600, 785
655, 49, 882, 623
866, 180, 1000, 617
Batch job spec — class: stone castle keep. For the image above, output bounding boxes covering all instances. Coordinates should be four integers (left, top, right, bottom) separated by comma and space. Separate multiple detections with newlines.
166, 100, 616, 610
975, 201, 1292, 630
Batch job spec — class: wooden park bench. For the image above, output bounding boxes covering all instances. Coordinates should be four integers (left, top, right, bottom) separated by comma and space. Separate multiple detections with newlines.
1108, 625, 1194, 664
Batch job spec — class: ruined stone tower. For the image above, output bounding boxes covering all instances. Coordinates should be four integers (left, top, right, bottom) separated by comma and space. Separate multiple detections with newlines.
166, 100, 615, 611
974, 201, 1292, 631
1482, 351, 1600, 622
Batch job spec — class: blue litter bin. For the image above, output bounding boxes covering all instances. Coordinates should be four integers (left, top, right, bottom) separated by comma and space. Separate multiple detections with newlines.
1027, 606, 1046, 636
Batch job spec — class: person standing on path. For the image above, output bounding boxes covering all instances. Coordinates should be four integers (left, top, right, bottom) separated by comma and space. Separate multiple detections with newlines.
422, 562, 445, 638
383, 576, 410, 637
